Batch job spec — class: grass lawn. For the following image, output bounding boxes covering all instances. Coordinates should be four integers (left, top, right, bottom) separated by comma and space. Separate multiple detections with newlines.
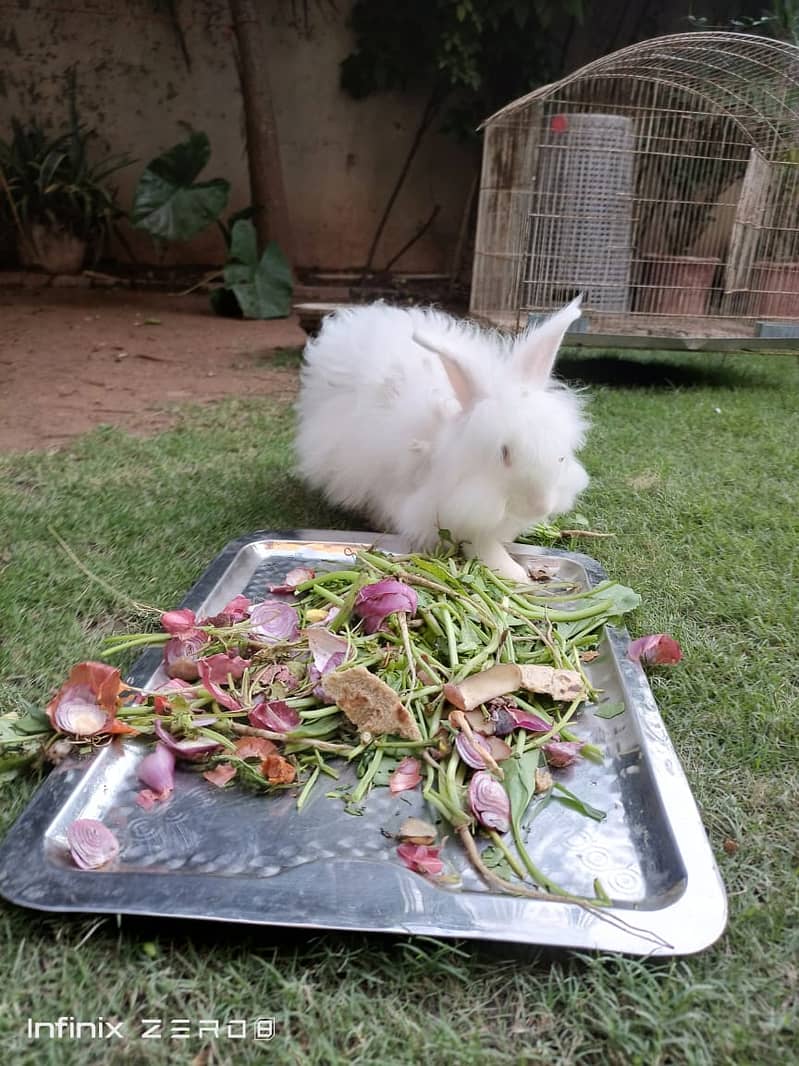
0, 347, 797, 1065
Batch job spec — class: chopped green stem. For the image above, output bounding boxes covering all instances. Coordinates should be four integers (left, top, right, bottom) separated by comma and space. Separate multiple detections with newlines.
295, 570, 360, 591
196, 727, 237, 751
350, 749, 384, 803
297, 766, 321, 811
516, 579, 614, 604
451, 629, 501, 683
357, 550, 397, 574
438, 606, 459, 668
420, 607, 444, 638
307, 585, 345, 607
102, 632, 172, 656
298, 705, 341, 721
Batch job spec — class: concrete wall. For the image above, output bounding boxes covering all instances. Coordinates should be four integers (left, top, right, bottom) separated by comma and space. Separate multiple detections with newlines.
0, 0, 476, 271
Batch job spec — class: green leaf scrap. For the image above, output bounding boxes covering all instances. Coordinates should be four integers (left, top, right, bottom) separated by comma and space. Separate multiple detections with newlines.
131, 131, 230, 242
213, 219, 293, 320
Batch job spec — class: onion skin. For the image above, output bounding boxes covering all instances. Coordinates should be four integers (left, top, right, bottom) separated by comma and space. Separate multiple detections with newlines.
268, 567, 315, 594
137, 742, 175, 795
542, 740, 584, 767
354, 579, 418, 634
248, 699, 300, 734
398, 817, 437, 845
454, 732, 492, 770
46, 662, 127, 736
52, 693, 107, 737
153, 718, 222, 761
389, 756, 422, 794
160, 608, 197, 635
508, 708, 551, 733
396, 843, 444, 876
249, 601, 301, 643
164, 632, 209, 681
66, 819, 120, 870
628, 633, 682, 666
468, 770, 511, 833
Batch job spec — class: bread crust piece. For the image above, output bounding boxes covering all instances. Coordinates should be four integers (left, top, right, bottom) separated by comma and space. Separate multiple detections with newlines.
444, 663, 585, 711
323, 665, 422, 741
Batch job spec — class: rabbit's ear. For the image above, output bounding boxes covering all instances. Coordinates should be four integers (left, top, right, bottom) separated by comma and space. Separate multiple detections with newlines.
512, 296, 582, 381
413, 331, 484, 412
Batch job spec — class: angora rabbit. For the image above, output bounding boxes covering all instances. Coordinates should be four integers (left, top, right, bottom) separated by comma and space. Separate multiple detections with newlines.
295, 299, 588, 583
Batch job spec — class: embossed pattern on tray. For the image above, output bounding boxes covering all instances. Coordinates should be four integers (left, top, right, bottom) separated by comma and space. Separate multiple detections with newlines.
0, 530, 727, 954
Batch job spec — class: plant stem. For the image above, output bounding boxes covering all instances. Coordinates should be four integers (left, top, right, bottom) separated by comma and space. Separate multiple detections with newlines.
350, 748, 383, 803
486, 829, 527, 880
297, 766, 320, 811
231, 723, 354, 756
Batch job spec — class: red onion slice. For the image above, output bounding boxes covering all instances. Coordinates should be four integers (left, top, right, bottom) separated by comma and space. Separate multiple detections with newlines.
153, 718, 222, 761
248, 699, 300, 734
249, 601, 301, 643
454, 732, 493, 770
468, 770, 510, 833
66, 819, 120, 870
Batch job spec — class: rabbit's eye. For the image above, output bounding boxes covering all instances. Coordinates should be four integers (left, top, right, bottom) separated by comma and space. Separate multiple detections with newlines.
500, 444, 512, 467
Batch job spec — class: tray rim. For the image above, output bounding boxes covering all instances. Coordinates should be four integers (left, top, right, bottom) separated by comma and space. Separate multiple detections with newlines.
0, 529, 728, 956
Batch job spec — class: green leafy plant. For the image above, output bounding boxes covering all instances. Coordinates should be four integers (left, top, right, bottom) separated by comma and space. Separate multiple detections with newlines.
0, 79, 131, 266
210, 218, 293, 320
131, 130, 230, 242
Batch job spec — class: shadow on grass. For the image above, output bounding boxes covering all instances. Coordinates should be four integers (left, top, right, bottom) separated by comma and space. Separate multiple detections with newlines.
87, 911, 578, 968
556, 350, 779, 390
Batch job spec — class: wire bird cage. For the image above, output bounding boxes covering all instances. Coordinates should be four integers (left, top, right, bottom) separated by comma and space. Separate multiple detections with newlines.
471, 32, 799, 340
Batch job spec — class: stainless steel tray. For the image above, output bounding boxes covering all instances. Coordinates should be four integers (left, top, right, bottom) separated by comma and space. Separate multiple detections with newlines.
0, 530, 727, 955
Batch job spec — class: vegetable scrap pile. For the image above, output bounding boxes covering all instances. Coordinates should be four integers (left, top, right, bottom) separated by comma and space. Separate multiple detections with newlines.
0, 548, 681, 905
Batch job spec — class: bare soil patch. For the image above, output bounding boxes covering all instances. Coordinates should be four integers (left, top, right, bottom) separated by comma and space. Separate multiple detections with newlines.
0, 289, 307, 453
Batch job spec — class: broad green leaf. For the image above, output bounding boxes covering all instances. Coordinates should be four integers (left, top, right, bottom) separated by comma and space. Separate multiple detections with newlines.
593, 701, 625, 720
217, 221, 293, 320
13, 705, 52, 734
413, 558, 459, 586
555, 615, 604, 643
146, 131, 210, 186
131, 131, 230, 242
228, 215, 259, 266
0, 720, 26, 744
503, 749, 539, 836
595, 583, 642, 617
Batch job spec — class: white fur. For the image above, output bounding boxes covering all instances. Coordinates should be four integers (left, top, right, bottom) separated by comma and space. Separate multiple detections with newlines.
295, 300, 589, 581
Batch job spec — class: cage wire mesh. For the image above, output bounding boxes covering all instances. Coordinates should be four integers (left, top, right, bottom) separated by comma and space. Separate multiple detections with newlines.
471, 32, 799, 336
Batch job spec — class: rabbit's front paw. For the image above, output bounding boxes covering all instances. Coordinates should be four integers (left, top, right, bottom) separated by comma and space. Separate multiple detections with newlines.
470, 540, 529, 584
493, 555, 529, 584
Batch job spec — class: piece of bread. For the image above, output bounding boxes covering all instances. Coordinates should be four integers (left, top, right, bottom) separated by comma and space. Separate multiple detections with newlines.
323, 665, 421, 741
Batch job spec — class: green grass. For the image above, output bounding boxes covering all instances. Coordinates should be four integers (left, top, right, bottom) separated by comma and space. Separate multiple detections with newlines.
0, 349, 797, 1065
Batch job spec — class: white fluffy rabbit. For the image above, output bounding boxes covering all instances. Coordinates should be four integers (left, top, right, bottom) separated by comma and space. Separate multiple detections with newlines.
295, 299, 588, 582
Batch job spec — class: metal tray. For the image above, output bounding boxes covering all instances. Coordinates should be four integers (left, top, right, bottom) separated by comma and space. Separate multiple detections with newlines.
0, 530, 727, 955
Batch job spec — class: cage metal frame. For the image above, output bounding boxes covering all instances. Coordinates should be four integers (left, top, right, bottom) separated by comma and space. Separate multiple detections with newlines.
471, 32, 799, 338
